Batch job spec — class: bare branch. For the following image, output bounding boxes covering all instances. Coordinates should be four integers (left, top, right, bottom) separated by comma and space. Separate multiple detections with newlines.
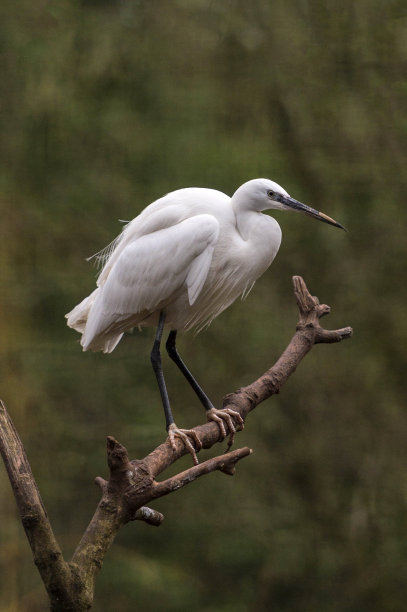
149, 447, 252, 499
144, 276, 353, 477
0, 401, 90, 611
0, 276, 352, 611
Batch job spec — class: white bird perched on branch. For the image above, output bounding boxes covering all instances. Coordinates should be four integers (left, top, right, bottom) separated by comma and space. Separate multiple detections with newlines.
66, 178, 344, 463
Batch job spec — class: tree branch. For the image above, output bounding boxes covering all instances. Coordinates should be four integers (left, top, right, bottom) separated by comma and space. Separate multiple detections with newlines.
0, 401, 89, 611
0, 276, 352, 610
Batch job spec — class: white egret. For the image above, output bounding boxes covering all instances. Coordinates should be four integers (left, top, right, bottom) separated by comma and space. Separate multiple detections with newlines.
66, 178, 344, 463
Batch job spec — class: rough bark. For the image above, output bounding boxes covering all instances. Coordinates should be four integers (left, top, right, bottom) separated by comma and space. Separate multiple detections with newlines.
0, 276, 352, 610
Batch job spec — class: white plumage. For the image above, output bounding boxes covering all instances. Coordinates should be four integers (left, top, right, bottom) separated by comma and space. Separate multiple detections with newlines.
66, 179, 288, 351
66, 178, 343, 462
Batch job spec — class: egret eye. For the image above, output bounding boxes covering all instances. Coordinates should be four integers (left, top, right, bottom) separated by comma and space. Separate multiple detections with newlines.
267, 190, 275, 198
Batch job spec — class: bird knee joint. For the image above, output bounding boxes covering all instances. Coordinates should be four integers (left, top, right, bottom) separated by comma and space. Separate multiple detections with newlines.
166, 343, 176, 359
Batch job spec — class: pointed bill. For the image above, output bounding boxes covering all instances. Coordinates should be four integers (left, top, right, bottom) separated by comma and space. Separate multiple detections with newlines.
274, 194, 346, 230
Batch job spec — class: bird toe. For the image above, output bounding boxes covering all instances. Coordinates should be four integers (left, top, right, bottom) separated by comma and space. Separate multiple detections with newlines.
167, 423, 202, 465
206, 407, 244, 446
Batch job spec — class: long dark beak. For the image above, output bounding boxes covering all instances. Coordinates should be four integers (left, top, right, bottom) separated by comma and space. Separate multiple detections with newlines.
274, 194, 346, 230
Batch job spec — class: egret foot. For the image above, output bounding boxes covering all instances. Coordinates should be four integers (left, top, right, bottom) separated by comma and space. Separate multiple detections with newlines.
167, 423, 202, 465
206, 407, 244, 447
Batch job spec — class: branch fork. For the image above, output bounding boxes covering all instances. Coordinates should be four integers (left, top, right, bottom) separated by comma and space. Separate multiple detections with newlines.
0, 276, 352, 610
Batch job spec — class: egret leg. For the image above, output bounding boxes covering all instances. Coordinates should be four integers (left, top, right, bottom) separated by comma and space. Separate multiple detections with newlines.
150, 313, 202, 464
165, 330, 244, 444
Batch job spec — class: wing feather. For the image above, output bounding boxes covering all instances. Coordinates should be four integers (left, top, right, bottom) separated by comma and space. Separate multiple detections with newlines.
81, 214, 219, 349
186, 244, 216, 305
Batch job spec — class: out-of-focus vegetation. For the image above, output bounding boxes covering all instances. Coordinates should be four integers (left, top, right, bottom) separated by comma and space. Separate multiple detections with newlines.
1, 1, 407, 610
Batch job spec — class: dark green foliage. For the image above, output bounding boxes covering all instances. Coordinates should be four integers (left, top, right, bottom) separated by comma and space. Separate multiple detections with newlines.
1, 1, 406, 610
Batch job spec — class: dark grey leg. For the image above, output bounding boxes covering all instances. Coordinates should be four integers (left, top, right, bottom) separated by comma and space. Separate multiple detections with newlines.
150, 312, 174, 431
165, 330, 214, 411
165, 330, 244, 442
150, 314, 202, 463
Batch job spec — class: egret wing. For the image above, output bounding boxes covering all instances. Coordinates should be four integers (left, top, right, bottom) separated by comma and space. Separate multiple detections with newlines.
82, 214, 219, 346
95, 187, 229, 286
95, 204, 189, 286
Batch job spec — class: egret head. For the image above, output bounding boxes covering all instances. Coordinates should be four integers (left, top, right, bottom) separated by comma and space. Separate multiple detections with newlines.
234, 178, 345, 230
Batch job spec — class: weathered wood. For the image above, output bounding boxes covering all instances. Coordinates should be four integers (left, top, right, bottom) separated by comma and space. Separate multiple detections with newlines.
0, 276, 352, 610
0, 401, 90, 611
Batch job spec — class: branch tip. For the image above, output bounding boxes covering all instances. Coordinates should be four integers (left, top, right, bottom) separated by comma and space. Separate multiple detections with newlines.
316, 326, 353, 344
95, 477, 107, 491
106, 436, 130, 470
133, 506, 164, 526
292, 276, 316, 313
219, 446, 252, 475
106, 435, 118, 448
317, 303, 331, 317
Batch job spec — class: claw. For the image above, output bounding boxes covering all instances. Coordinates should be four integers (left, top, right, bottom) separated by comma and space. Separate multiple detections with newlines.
206, 407, 244, 448
167, 423, 202, 465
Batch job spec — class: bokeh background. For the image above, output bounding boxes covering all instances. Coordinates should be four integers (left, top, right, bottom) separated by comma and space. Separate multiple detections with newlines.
1, 1, 407, 610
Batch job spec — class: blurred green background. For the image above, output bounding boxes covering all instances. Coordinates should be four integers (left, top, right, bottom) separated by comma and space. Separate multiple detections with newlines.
1, 1, 407, 610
